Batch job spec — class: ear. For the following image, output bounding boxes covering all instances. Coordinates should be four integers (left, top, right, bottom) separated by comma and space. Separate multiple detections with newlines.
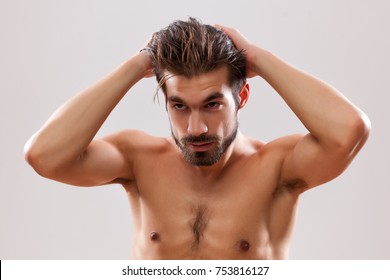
238, 82, 250, 109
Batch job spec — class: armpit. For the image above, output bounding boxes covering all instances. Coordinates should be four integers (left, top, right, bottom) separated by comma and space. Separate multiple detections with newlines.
273, 178, 308, 197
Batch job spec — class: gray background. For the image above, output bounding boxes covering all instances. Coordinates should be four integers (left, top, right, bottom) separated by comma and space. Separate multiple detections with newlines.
1, 0, 389, 259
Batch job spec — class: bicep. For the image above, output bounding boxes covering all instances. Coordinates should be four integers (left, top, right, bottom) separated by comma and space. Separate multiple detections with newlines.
54, 138, 131, 187
280, 134, 355, 191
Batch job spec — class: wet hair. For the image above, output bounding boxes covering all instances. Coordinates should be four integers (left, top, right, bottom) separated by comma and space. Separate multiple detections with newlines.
144, 17, 246, 106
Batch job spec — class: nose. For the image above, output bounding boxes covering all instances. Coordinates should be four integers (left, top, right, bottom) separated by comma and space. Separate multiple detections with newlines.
187, 112, 208, 136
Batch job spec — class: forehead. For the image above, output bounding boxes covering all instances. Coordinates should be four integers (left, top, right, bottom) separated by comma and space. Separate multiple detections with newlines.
164, 66, 232, 101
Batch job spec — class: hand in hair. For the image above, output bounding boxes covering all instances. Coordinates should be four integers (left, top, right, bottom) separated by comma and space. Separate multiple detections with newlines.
214, 24, 260, 79
138, 48, 155, 78
138, 34, 156, 78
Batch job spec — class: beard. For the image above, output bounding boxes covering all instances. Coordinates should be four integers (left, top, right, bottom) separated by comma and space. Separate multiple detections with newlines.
172, 121, 238, 166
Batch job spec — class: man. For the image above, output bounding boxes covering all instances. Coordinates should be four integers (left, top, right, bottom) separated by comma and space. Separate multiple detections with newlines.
24, 18, 370, 259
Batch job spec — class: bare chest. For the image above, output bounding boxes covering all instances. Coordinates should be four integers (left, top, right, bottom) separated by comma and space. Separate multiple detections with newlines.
126, 157, 294, 259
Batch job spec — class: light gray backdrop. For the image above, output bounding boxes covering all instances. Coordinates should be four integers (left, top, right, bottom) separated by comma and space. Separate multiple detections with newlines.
1, 0, 389, 259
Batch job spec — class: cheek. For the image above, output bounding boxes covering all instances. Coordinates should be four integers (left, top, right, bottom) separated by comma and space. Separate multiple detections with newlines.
212, 112, 237, 135
168, 112, 186, 133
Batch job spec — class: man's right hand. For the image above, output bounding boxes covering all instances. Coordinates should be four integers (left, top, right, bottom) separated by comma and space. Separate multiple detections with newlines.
138, 48, 154, 78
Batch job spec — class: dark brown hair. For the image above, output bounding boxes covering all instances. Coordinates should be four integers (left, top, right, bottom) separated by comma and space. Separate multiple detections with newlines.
144, 17, 246, 105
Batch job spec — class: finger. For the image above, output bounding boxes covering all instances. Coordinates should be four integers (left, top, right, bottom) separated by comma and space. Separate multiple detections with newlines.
214, 24, 229, 32
214, 24, 237, 39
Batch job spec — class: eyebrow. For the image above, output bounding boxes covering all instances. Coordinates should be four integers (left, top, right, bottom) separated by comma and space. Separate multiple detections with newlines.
167, 92, 224, 104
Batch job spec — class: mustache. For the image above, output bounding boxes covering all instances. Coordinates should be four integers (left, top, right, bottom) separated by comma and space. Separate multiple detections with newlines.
181, 134, 219, 144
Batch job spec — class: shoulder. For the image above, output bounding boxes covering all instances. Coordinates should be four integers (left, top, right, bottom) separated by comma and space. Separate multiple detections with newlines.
249, 134, 307, 194
234, 134, 303, 163
266, 134, 303, 149
102, 129, 172, 155
250, 134, 304, 158
233, 134, 301, 174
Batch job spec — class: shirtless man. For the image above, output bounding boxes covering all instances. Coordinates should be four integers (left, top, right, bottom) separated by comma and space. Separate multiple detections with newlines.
24, 18, 370, 259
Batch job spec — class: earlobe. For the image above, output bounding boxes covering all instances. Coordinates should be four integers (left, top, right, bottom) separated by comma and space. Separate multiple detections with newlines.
238, 82, 250, 109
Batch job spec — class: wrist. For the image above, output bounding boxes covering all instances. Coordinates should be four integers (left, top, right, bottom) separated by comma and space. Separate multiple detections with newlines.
135, 51, 154, 78
123, 52, 153, 82
251, 47, 274, 78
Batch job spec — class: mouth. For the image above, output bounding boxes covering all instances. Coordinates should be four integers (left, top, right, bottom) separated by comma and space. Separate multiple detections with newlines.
187, 142, 214, 152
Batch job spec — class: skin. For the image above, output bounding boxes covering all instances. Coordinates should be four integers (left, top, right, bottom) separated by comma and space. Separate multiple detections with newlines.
24, 25, 370, 259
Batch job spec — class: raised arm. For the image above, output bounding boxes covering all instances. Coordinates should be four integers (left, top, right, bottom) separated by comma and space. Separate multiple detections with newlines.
217, 25, 371, 190
24, 51, 153, 186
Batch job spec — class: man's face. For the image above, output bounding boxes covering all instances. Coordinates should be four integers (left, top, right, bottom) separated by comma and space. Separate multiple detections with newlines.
165, 67, 240, 166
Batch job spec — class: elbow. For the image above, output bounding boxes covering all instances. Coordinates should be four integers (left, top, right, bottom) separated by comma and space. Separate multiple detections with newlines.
24, 137, 56, 178
359, 111, 371, 138
343, 110, 371, 154
24, 141, 46, 177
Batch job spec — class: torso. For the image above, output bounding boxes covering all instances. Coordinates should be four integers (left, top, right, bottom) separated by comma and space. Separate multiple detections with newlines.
120, 130, 302, 259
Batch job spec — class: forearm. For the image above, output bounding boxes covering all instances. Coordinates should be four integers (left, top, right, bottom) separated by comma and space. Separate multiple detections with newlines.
254, 48, 369, 147
25, 53, 148, 170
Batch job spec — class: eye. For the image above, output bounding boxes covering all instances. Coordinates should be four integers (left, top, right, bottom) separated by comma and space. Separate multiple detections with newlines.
173, 104, 188, 110
205, 102, 221, 109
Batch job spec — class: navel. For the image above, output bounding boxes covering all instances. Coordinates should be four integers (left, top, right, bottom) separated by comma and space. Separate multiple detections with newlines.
239, 240, 250, 252
150, 231, 160, 242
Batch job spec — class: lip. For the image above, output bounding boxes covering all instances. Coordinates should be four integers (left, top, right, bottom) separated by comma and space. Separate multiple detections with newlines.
188, 142, 214, 152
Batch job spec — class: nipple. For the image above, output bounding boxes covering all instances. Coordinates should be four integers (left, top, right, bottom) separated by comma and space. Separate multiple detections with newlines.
150, 231, 160, 242
239, 240, 250, 252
